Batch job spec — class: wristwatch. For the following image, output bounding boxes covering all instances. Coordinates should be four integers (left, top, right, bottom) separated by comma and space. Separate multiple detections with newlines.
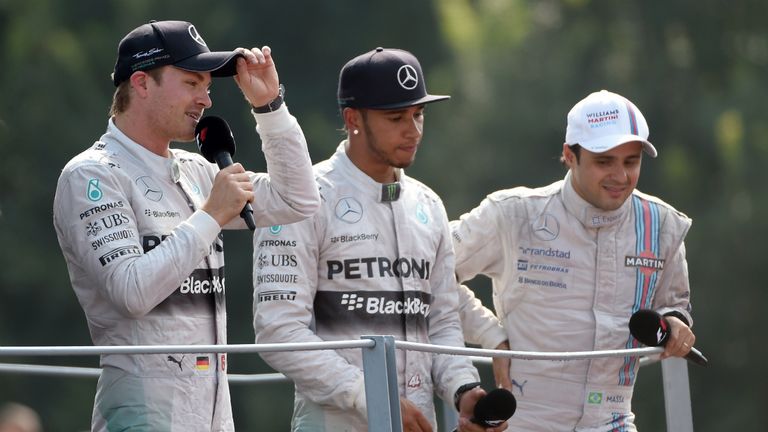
453, 381, 482, 411
252, 84, 285, 113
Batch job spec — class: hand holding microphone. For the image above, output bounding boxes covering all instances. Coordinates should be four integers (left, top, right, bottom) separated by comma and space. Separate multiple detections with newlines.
455, 386, 516, 431
471, 388, 516, 428
195, 116, 256, 230
629, 309, 708, 367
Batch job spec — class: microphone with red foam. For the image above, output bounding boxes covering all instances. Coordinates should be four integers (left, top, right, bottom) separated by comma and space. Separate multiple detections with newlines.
628, 309, 708, 367
194, 116, 256, 230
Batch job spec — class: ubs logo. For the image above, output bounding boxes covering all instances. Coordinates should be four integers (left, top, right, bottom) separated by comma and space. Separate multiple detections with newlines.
532, 213, 559, 241
86, 222, 102, 237
335, 197, 363, 224
397, 65, 418, 90
257, 253, 297, 269
135, 176, 163, 202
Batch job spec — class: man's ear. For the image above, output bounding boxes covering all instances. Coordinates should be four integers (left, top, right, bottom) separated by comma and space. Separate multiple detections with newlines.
129, 71, 151, 98
342, 107, 363, 134
562, 143, 575, 167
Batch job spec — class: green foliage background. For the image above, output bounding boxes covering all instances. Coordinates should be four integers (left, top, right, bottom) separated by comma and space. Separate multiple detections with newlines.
1, 0, 765, 430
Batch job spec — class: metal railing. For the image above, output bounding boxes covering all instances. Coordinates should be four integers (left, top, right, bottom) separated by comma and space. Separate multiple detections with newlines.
0, 337, 693, 431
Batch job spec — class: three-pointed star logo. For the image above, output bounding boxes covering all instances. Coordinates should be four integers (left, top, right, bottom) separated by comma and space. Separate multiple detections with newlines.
188, 24, 207, 47
397, 65, 418, 90
532, 213, 560, 241
335, 197, 363, 224
135, 176, 163, 202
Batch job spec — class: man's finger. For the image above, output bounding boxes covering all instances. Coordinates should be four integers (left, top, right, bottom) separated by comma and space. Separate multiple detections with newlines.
416, 412, 432, 432
251, 47, 266, 64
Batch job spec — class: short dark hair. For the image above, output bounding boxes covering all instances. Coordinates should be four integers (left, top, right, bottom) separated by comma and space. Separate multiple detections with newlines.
109, 68, 164, 117
560, 144, 582, 165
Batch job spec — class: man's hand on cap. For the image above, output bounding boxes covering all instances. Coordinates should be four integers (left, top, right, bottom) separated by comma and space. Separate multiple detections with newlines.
233, 46, 280, 107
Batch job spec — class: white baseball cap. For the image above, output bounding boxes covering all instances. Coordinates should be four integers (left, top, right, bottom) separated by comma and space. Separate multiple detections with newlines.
565, 90, 657, 158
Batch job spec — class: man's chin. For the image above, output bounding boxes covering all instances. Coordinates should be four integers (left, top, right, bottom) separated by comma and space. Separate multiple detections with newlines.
392, 157, 417, 169
601, 196, 630, 211
174, 134, 196, 143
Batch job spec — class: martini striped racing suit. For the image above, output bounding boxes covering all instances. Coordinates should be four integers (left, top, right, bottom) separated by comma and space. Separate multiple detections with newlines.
53, 106, 319, 432
453, 172, 693, 431
253, 143, 480, 431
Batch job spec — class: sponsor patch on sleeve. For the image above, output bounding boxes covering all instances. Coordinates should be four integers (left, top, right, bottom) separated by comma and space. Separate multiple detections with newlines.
99, 245, 142, 266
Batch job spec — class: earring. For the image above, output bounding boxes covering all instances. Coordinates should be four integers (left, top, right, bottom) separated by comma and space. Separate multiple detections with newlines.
353, 129, 359, 135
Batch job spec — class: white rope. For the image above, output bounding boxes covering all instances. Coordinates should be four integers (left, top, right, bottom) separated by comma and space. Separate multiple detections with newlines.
0, 339, 662, 380
0, 362, 288, 383
395, 340, 663, 360
0, 340, 373, 357
467, 355, 659, 367
0, 340, 661, 359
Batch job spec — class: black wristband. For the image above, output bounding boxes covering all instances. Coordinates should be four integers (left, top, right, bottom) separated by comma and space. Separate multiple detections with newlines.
252, 84, 285, 113
454, 381, 482, 411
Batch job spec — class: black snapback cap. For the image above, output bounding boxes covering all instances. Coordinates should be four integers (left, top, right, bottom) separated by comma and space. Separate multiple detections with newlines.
337, 47, 450, 110
112, 20, 242, 86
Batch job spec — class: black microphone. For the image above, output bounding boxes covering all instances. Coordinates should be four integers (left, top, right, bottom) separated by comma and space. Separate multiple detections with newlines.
471, 388, 517, 427
194, 116, 256, 230
629, 309, 708, 367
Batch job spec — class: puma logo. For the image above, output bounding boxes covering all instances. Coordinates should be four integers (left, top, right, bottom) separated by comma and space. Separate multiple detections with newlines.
167, 355, 184, 371
511, 379, 528, 396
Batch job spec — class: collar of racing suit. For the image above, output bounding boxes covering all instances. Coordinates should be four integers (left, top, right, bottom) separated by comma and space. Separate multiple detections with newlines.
333, 141, 406, 203
106, 118, 183, 184
561, 170, 632, 229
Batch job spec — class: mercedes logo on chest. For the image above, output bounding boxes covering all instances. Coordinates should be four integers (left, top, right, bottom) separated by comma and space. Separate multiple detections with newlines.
532, 213, 560, 241
135, 176, 164, 202
335, 197, 363, 224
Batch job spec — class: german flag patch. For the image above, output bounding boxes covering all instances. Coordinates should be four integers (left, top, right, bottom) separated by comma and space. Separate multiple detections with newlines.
196, 356, 210, 371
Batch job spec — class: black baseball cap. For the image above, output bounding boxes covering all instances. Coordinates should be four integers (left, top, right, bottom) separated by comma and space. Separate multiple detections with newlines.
112, 20, 242, 86
337, 47, 450, 110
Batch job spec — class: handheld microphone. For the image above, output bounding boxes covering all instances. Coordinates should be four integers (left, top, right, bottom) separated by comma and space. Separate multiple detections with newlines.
195, 116, 256, 230
629, 309, 708, 367
471, 388, 517, 427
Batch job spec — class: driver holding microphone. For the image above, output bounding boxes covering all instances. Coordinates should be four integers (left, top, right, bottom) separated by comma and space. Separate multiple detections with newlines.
453, 90, 697, 431
53, 19, 319, 432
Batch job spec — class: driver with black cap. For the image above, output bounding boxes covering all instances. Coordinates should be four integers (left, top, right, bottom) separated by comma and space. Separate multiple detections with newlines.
253, 47, 508, 432
53, 20, 319, 432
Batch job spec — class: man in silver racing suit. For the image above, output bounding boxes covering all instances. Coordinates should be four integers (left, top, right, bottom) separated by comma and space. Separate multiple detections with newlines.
53, 20, 319, 432
253, 48, 506, 432
453, 90, 697, 431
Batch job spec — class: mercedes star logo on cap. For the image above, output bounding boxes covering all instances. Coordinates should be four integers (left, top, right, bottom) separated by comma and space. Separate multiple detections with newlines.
188, 24, 207, 47
397, 65, 418, 90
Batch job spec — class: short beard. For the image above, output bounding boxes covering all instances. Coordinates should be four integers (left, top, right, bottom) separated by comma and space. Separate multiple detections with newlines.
361, 110, 413, 169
